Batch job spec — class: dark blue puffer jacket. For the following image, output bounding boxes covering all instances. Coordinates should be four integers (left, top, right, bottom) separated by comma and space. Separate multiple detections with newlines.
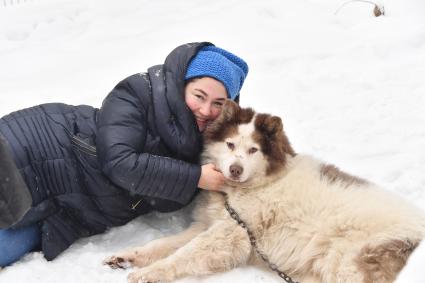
0, 42, 211, 260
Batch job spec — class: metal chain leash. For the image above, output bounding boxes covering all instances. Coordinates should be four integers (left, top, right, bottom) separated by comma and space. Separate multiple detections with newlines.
224, 198, 299, 283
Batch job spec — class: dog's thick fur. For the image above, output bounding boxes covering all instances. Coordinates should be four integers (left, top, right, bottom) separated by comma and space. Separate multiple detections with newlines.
105, 101, 425, 283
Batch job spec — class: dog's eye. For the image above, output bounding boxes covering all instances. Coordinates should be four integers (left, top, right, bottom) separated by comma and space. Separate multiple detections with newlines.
227, 142, 235, 150
248, 147, 258, 154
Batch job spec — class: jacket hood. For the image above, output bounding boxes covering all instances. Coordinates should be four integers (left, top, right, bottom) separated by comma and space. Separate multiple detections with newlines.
149, 42, 213, 161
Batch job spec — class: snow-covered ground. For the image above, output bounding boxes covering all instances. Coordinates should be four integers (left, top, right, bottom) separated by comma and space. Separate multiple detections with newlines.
1, 0, 424, 282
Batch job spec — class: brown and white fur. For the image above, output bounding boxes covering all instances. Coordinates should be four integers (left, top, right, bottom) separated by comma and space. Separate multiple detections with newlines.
104, 101, 425, 283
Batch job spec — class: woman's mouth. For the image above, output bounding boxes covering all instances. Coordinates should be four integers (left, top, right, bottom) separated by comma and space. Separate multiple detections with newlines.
196, 117, 209, 129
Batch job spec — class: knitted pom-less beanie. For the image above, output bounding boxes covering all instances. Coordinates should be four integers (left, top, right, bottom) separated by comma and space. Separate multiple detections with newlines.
185, 46, 248, 100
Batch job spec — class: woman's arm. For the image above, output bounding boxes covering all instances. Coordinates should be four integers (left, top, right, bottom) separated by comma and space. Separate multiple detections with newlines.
96, 75, 201, 205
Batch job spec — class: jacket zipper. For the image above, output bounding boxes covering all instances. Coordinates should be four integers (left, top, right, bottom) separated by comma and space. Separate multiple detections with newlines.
71, 136, 97, 156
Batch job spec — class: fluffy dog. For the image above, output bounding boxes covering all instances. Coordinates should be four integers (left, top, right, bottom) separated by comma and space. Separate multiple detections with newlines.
104, 101, 425, 283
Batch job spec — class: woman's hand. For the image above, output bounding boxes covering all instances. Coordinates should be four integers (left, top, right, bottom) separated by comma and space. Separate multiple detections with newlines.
198, 163, 225, 191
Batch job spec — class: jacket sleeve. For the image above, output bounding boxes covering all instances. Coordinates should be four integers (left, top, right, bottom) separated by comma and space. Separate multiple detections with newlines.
0, 134, 32, 228
96, 75, 201, 205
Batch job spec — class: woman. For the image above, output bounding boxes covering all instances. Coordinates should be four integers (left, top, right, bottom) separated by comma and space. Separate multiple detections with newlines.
0, 42, 248, 267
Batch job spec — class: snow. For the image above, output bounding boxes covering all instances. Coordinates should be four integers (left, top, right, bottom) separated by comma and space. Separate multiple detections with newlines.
0, 0, 424, 282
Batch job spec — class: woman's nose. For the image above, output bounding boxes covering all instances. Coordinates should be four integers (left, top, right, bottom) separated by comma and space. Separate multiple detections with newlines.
199, 103, 211, 116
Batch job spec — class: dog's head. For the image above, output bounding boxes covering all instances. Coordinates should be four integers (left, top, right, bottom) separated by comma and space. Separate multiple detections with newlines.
202, 101, 295, 186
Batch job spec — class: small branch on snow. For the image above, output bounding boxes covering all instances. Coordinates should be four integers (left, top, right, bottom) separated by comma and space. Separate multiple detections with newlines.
334, 0, 385, 17
373, 4, 385, 17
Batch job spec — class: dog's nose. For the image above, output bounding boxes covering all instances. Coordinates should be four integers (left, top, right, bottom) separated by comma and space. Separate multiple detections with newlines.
230, 164, 243, 178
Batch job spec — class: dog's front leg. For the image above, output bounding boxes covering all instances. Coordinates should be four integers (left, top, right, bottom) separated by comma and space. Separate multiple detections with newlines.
127, 221, 251, 283
104, 221, 206, 269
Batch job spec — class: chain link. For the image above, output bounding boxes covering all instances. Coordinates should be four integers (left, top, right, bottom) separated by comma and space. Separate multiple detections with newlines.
224, 198, 299, 283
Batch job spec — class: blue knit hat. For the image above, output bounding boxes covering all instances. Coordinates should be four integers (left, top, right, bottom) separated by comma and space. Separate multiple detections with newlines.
185, 46, 248, 100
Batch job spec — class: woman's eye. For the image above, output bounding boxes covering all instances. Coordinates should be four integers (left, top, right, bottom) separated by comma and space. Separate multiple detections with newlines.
227, 142, 235, 150
248, 147, 258, 154
194, 94, 204, 100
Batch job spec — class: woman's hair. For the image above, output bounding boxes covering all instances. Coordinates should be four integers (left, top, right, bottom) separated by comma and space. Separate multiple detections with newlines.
184, 77, 240, 104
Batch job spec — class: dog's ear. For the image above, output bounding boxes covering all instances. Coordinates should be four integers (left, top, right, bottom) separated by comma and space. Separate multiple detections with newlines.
219, 100, 240, 122
203, 100, 240, 141
255, 114, 296, 173
256, 114, 284, 138
268, 116, 284, 135
255, 113, 295, 154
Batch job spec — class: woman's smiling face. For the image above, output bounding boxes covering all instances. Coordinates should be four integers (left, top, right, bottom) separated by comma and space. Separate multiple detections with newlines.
184, 77, 228, 132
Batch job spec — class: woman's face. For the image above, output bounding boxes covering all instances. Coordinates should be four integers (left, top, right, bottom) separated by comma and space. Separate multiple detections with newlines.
185, 77, 228, 131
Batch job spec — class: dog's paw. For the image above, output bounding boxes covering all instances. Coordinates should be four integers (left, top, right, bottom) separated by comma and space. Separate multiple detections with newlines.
127, 264, 175, 283
103, 255, 133, 269
127, 269, 161, 283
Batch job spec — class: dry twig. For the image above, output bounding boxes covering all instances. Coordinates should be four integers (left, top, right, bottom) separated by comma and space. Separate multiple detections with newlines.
335, 0, 385, 17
